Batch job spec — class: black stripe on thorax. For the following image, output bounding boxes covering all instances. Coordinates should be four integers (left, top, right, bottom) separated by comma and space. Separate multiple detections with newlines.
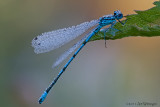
103, 17, 115, 20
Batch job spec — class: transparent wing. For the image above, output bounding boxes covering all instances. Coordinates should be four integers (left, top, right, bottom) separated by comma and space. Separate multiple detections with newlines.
32, 19, 99, 54
52, 32, 91, 68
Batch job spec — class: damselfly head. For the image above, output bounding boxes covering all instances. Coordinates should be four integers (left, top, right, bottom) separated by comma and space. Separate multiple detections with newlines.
114, 10, 123, 19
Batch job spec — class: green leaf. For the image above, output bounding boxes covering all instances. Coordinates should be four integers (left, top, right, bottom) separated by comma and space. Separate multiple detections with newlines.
91, 0, 160, 41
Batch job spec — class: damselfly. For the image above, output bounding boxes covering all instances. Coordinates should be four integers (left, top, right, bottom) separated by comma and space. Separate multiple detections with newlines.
32, 10, 127, 104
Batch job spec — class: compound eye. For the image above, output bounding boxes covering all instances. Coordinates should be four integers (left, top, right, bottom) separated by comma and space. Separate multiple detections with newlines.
118, 14, 122, 17
114, 12, 116, 16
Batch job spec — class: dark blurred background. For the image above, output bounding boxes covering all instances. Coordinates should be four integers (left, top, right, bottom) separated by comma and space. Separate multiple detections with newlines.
1, 0, 160, 107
